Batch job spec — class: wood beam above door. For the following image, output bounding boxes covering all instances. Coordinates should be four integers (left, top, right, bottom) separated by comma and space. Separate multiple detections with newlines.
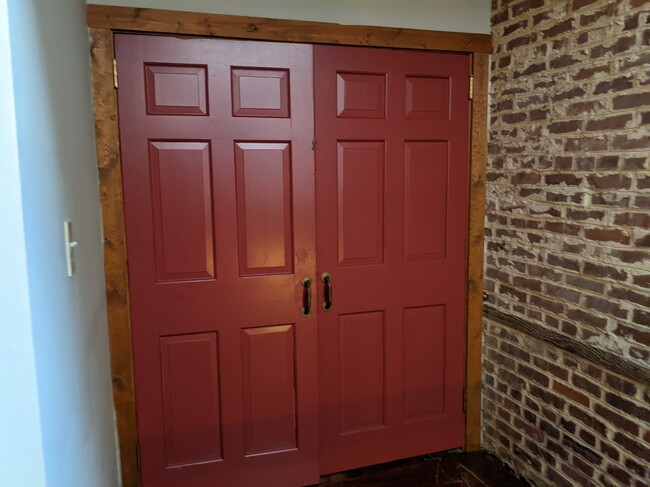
86, 5, 492, 54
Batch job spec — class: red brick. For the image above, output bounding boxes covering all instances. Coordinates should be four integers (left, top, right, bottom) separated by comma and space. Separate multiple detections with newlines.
593, 76, 633, 94
613, 92, 650, 109
585, 114, 631, 131
584, 227, 630, 244
553, 382, 589, 407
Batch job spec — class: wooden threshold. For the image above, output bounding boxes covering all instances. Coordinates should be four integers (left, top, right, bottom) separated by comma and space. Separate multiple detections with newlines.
87, 7, 491, 486
87, 5, 492, 53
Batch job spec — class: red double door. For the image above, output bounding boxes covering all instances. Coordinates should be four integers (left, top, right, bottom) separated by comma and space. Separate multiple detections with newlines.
116, 34, 470, 487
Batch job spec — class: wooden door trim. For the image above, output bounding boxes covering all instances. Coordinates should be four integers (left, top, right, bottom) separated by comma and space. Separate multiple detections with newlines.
466, 53, 489, 452
88, 7, 490, 485
87, 5, 491, 54
89, 27, 140, 487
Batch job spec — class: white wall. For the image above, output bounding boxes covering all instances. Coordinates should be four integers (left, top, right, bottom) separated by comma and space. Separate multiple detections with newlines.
87, 0, 491, 34
5, 0, 119, 485
0, 1, 47, 485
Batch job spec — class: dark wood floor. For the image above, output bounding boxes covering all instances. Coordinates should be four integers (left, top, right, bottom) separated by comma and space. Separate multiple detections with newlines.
317, 450, 530, 486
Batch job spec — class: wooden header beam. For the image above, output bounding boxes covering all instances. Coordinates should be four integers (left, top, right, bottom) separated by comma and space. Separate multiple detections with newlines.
87, 5, 492, 54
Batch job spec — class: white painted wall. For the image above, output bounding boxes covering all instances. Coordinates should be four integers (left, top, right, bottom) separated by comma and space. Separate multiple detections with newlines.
0, 2, 47, 485
4, 0, 119, 485
87, 0, 491, 34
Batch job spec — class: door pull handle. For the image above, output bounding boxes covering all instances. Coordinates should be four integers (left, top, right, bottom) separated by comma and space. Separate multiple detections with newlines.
301, 277, 312, 317
321, 272, 333, 312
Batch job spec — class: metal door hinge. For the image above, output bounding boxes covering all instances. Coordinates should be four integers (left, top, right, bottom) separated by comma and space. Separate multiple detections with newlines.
113, 58, 119, 89
469, 75, 474, 100
136, 443, 142, 471
311, 140, 318, 151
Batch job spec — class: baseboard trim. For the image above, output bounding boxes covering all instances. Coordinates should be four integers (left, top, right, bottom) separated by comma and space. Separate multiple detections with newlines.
483, 305, 650, 385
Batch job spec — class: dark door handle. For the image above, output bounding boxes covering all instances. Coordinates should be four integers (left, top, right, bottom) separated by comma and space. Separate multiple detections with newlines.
321, 272, 333, 311
301, 277, 312, 317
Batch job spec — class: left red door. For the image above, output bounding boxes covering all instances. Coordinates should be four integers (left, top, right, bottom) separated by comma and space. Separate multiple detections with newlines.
115, 34, 318, 487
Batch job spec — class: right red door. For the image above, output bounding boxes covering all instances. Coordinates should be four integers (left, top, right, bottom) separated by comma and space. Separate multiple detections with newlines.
314, 45, 471, 474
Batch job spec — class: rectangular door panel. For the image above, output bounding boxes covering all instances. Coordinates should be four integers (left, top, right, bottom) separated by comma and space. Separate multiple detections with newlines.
339, 311, 385, 434
337, 141, 385, 266
150, 141, 215, 282
235, 142, 294, 276
403, 305, 446, 422
160, 333, 222, 467
404, 141, 448, 262
242, 325, 297, 456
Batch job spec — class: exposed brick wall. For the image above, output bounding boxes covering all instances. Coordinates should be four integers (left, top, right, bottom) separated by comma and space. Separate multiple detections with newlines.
483, 318, 649, 486
487, 0, 649, 364
483, 0, 650, 485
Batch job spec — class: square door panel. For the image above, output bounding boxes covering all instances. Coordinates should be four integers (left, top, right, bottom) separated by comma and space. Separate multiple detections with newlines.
337, 72, 386, 118
145, 64, 208, 116
405, 76, 450, 119
231, 68, 290, 118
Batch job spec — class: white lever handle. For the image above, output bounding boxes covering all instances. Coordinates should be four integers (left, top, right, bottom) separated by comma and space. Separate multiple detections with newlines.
64, 220, 78, 277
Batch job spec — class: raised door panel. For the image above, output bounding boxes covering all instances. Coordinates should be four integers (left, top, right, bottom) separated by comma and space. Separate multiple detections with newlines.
149, 141, 215, 281
405, 76, 450, 120
336, 72, 386, 119
235, 142, 294, 276
231, 68, 290, 118
404, 141, 448, 262
160, 333, 222, 467
403, 305, 446, 422
337, 141, 385, 266
145, 64, 208, 116
339, 311, 385, 434
242, 325, 298, 455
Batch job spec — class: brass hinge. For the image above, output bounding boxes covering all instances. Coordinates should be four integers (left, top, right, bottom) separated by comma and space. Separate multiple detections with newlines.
113, 58, 118, 89
136, 443, 142, 471
469, 75, 474, 100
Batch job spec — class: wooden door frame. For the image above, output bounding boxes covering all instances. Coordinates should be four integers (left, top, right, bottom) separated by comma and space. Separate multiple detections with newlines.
87, 6, 491, 486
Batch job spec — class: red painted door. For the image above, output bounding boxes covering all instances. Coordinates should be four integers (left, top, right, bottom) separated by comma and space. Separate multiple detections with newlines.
314, 45, 470, 474
116, 34, 318, 487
